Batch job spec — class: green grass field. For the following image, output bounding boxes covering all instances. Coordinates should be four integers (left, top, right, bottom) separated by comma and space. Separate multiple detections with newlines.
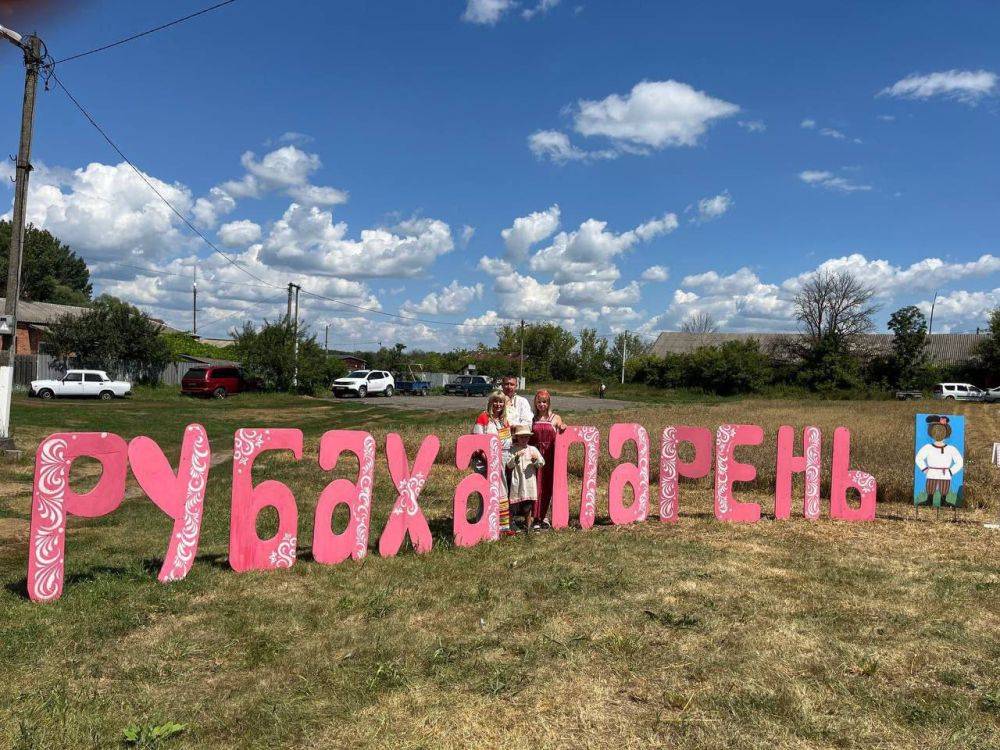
1, 390, 998, 749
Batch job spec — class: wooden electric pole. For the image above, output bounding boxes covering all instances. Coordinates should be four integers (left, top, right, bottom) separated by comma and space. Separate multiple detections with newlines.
0, 32, 44, 449
519, 319, 525, 385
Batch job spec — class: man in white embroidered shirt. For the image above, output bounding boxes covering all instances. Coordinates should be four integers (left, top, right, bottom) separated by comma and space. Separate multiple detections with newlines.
915, 414, 964, 501
501, 374, 534, 428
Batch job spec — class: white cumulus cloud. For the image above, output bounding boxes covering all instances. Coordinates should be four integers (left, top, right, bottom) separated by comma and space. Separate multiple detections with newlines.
641, 265, 669, 282
218, 220, 262, 248
401, 280, 484, 316
502, 204, 561, 260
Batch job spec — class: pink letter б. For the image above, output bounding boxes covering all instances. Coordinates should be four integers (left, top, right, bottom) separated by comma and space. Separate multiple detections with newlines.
714, 425, 764, 523
453, 433, 501, 547
229, 428, 303, 572
128, 424, 211, 582
380, 433, 439, 557
313, 430, 376, 565
28, 432, 128, 602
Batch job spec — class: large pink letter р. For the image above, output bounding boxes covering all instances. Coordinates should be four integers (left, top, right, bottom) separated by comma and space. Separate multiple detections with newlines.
28, 432, 128, 602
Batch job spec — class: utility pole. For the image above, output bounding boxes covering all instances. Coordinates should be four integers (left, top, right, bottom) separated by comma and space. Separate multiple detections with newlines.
928, 291, 938, 336
324, 323, 329, 353
620, 330, 627, 385
286, 282, 294, 324
292, 284, 300, 388
519, 319, 525, 386
0, 28, 44, 451
191, 266, 197, 335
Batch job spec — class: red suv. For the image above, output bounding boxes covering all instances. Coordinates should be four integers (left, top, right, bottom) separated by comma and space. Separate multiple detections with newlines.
181, 366, 248, 398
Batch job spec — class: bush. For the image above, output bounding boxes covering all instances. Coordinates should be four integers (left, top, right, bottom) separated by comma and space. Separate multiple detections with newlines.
232, 320, 337, 394
45, 295, 171, 384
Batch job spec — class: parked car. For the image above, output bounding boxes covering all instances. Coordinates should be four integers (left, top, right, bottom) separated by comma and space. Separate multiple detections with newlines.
984, 386, 1000, 403
332, 370, 395, 398
181, 365, 250, 398
444, 374, 494, 397
29, 369, 131, 400
932, 382, 985, 401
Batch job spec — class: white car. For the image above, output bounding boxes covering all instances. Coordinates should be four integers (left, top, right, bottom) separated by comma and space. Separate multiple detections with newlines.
331, 370, 395, 398
30, 369, 132, 401
932, 382, 985, 402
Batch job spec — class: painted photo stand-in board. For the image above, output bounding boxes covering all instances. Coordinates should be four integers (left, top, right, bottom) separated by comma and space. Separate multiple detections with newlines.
914, 413, 965, 514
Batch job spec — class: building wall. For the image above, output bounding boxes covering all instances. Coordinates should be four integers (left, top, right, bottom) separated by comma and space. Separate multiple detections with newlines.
1, 325, 40, 355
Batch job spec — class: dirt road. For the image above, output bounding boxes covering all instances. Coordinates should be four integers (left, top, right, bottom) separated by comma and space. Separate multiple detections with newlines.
322, 393, 636, 412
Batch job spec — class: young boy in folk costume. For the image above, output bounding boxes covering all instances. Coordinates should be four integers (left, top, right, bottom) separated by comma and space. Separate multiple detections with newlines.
507, 424, 545, 530
915, 414, 964, 504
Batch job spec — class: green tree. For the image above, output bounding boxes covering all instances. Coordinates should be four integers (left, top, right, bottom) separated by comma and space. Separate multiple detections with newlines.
792, 270, 879, 391
887, 305, 929, 389
610, 331, 651, 382
496, 322, 577, 381
973, 306, 1000, 376
577, 327, 610, 380
45, 295, 170, 383
232, 319, 333, 394
0, 221, 91, 305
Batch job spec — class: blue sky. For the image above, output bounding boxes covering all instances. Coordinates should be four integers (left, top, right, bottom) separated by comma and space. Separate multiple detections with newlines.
0, 0, 997, 348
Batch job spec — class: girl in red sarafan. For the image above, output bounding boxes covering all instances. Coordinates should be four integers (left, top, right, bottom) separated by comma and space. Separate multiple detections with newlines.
530, 389, 566, 530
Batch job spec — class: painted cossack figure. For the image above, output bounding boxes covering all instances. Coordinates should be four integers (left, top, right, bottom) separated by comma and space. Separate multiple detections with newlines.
914, 415, 964, 500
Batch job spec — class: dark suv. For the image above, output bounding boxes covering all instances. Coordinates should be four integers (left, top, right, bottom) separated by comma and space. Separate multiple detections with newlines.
181, 366, 249, 398
444, 375, 495, 396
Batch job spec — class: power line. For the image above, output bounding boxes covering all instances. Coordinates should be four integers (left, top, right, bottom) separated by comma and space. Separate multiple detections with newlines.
50, 73, 626, 335
51, 72, 285, 294
195, 291, 287, 334
54, 0, 239, 65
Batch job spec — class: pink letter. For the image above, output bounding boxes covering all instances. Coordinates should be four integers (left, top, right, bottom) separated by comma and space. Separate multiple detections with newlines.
658, 426, 712, 523
453, 433, 501, 547
28, 432, 128, 602
313, 430, 376, 565
775, 426, 822, 520
830, 427, 877, 521
714, 424, 764, 523
380, 433, 439, 557
550, 426, 600, 529
229, 428, 303, 572
128, 424, 211, 582
608, 423, 650, 525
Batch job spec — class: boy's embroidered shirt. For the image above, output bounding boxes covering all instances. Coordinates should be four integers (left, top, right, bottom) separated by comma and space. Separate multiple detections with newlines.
915, 442, 964, 480
507, 446, 546, 501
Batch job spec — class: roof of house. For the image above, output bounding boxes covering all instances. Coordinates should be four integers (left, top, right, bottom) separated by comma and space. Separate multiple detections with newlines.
179, 355, 240, 367
0, 298, 89, 325
650, 331, 987, 365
